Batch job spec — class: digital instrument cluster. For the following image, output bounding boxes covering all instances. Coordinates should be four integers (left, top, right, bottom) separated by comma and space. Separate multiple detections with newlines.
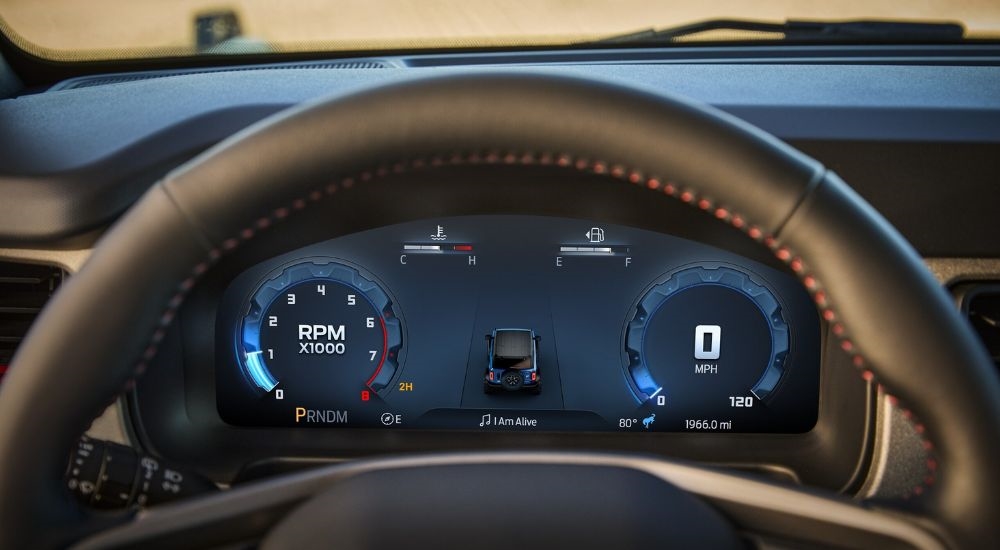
216, 216, 820, 433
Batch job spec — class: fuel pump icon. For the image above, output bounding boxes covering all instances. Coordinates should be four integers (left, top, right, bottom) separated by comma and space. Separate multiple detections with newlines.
585, 227, 605, 243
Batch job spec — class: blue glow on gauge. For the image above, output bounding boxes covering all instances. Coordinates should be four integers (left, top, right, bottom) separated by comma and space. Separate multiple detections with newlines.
244, 351, 278, 392
629, 359, 660, 398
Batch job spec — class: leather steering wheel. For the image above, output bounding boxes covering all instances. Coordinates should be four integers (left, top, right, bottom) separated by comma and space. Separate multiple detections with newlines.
1, 74, 998, 549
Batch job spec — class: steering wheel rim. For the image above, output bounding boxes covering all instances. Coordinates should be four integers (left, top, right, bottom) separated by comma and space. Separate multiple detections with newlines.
1, 73, 997, 548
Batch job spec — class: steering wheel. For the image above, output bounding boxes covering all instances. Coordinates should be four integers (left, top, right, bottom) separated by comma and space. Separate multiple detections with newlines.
1, 74, 997, 549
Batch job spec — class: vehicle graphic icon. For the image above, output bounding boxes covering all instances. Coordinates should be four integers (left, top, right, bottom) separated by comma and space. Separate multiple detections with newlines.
484, 328, 541, 394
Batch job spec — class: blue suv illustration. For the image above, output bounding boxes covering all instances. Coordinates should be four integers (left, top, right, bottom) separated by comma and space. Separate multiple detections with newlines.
484, 329, 541, 394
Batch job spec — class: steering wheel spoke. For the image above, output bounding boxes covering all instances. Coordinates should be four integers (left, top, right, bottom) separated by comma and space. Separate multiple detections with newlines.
73, 453, 944, 550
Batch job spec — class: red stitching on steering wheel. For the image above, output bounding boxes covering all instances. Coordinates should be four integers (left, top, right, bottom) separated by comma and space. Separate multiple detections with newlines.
129, 150, 937, 499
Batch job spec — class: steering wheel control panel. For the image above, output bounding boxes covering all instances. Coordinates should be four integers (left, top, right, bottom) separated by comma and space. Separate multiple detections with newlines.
216, 216, 820, 433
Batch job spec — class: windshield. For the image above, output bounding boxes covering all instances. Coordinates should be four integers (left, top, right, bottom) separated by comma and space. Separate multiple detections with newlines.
1, 1, 998, 61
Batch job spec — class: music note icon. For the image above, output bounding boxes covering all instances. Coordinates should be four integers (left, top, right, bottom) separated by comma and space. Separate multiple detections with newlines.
479, 414, 491, 427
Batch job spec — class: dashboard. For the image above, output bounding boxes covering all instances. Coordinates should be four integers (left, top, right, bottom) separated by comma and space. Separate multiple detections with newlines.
2, 45, 998, 500
216, 215, 820, 433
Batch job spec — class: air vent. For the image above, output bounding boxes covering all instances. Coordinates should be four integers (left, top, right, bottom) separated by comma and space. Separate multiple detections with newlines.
0, 261, 66, 382
51, 59, 397, 90
958, 283, 1000, 370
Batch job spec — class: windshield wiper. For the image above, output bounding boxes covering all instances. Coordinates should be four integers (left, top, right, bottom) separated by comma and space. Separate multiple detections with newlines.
590, 19, 966, 45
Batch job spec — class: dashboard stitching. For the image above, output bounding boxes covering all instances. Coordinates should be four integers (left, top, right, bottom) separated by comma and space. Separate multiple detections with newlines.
125, 151, 937, 499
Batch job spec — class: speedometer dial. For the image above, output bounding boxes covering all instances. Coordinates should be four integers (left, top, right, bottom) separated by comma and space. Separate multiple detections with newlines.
236, 260, 403, 414
624, 265, 790, 429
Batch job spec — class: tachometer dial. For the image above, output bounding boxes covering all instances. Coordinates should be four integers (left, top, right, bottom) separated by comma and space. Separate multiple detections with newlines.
237, 260, 403, 405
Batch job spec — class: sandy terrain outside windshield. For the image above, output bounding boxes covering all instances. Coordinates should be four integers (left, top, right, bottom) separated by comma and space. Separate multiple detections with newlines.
1, 0, 999, 60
